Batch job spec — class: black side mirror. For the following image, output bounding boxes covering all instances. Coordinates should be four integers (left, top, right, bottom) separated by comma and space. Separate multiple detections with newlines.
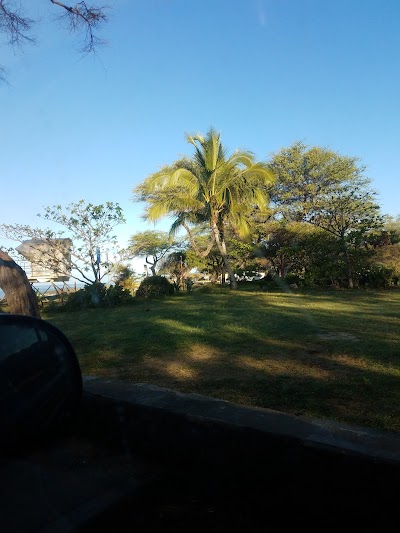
0, 314, 82, 448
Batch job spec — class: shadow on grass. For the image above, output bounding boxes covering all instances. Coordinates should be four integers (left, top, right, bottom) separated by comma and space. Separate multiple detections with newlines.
45, 289, 400, 432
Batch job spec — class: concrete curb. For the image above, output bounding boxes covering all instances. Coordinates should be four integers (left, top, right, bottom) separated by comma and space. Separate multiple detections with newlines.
81, 376, 400, 467
74, 377, 400, 528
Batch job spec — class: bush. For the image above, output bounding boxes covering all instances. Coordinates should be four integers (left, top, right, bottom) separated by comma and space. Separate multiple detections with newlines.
135, 276, 174, 299
283, 273, 301, 286
193, 284, 217, 294
184, 278, 195, 291
111, 264, 140, 294
246, 272, 280, 290
358, 265, 396, 288
103, 284, 136, 305
62, 282, 135, 310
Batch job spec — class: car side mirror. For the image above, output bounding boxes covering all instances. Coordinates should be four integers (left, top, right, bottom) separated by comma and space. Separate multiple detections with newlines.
0, 314, 82, 448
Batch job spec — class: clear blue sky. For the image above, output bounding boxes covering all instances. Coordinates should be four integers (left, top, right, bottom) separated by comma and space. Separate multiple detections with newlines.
1, 0, 399, 267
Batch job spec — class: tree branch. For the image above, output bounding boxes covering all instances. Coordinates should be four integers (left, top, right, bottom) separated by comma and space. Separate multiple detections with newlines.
0, 0, 34, 46
182, 222, 215, 258
49, 0, 108, 54
0, 1, 109, 80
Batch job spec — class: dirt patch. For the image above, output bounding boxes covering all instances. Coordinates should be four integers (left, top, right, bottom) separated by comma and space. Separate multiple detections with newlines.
188, 343, 220, 361
318, 332, 359, 342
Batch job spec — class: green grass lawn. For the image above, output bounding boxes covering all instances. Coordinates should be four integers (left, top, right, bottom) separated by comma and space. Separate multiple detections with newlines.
44, 288, 400, 433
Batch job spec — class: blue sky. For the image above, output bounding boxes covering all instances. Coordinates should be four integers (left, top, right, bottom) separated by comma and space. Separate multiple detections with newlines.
1, 0, 399, 274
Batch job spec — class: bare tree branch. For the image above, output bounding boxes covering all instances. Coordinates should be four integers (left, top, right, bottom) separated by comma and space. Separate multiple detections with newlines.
0, 64, 7, 84
49, 0, 108, 55
0, 0, 34, 46
0, 1, 109, 80
1, 200, 125, 285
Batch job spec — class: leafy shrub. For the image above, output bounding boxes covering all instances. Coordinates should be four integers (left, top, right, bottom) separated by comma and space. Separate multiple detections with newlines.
62, 282, 134, 310
104, 284, 136, 305
193, 284, 217, 294
135, 276, 174, 299
184, 278, 195, 291
358, 265, 395, 288
283, 273, 301, 286
111, 264, 141, 294
247, 272, 281, 290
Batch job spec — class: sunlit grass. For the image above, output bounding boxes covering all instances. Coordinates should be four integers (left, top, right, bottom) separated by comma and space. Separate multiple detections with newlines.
44, 288, 400, 433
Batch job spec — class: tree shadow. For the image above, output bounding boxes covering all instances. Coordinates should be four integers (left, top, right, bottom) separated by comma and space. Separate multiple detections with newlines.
45, 290, 400, 432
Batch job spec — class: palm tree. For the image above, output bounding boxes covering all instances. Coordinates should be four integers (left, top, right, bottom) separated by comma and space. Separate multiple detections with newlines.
134, 128, 274, 289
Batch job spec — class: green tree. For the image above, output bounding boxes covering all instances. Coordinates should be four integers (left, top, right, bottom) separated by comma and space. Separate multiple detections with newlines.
1, 200, 125, 284
0, 1, 109, 313
363, 217, 400, 286
110, 264, 141, 294
134, 128, 274, 289
181, 228, 261, 284
159, 251, 190, 290
127, 230, 179, 276
256, 220, 311, 279
268, 142, 383, 288
225, 237, 259, 275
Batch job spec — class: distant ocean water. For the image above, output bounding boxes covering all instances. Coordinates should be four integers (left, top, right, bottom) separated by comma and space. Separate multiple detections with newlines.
0, 282, 85, 300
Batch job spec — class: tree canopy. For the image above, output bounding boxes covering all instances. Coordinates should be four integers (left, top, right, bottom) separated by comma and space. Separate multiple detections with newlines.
127, 230, 179, 276
134, 128, 274, 289
268, 142, 383, 287
1, 200, 125, 284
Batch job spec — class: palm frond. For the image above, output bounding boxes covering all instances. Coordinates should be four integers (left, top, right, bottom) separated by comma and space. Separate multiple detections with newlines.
136, 128, 275, 264
169, 213, 188, 238
228, 151, 255, 169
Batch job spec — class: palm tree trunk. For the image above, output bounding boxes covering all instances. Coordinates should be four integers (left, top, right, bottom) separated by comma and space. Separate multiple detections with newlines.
0, 250, 41, 317
211, 222, 237, 290
182, 222, 215, 258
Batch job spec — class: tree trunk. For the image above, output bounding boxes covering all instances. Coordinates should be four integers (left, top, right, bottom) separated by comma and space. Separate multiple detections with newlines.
146, 257, 156, 276
211, 222, 237, 290
341, 239, 354, 289
0, 250, 41, 317
279, 254, 285, 278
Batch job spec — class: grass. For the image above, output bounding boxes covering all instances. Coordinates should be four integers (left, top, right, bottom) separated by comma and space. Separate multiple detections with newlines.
43, 287, 400, 433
